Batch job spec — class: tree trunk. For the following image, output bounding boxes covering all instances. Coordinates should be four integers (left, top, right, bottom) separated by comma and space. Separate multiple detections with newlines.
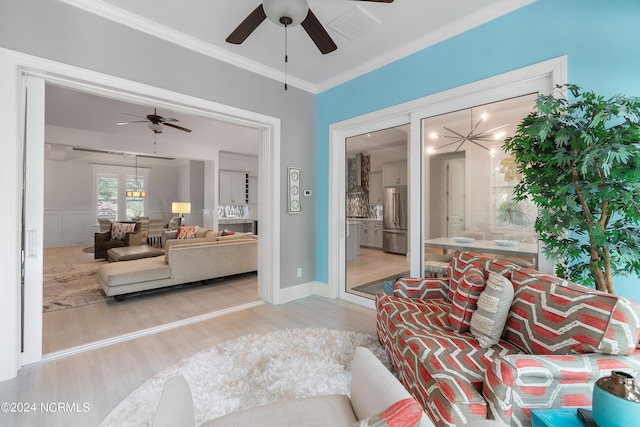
589, 246, 609, 293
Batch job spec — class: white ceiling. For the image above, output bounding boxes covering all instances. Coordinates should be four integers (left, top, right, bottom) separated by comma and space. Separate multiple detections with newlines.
48, 0, 536, 160
45, 84, 261, 160
61, 0, 535, 93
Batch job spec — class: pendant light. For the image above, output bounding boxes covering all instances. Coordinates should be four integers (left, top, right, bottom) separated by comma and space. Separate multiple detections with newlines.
126, 155, 147, 198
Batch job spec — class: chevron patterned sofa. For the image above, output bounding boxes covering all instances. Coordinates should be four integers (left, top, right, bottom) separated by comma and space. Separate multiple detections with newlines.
376, 250, 640, 427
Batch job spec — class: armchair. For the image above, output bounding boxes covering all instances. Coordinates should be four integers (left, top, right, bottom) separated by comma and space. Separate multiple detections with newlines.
94, 221, 142, 260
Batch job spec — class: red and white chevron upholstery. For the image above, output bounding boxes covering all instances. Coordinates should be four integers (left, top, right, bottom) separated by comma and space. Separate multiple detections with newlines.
484, 352, 640, 426
375, 251, 640, 427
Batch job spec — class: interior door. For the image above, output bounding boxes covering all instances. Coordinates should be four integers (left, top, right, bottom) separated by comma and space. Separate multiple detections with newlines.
21, 75, 45, 365
446, 157, 465, 237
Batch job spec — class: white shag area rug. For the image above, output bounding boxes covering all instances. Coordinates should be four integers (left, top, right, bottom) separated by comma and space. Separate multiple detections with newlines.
100, 328, 390, 427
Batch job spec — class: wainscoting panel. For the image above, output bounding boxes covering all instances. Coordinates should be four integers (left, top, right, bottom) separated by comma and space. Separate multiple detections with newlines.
44, 209, 95, 248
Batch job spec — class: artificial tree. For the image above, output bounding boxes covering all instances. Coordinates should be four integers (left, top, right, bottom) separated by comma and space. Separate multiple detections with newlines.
503, 84, 640, 294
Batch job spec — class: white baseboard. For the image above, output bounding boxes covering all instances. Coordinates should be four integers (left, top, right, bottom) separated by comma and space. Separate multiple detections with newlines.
278, 281, 333, 304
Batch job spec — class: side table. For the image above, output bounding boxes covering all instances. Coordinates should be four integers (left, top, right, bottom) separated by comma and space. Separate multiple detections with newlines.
531, 408, 592, 427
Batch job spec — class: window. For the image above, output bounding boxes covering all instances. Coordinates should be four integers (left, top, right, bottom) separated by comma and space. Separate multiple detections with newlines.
97, 174, 118, 220
125, 174, 146, 220
92, 164, 149, 221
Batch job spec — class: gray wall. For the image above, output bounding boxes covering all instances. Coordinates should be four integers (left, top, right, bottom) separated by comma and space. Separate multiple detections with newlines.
0, 0, 316, 287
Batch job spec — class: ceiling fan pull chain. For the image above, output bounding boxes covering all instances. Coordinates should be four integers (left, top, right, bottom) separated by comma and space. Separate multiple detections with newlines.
284, 22, 289, 91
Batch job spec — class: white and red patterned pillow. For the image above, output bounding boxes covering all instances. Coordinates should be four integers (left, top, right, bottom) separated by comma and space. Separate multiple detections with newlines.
448, 267, 486, 333
110, 222, 135, 241
351, 398, 422, 427
176, 225, 198, 239
470, 272, 515, 348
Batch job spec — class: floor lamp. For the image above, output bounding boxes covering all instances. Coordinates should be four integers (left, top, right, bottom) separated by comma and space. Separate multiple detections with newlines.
172, 202, 191, 226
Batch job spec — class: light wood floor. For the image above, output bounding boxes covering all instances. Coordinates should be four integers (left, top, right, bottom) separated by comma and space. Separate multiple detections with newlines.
42, 245, 259, 354
43, 245, 405, 353
0, 296, 378, 427
346, 247, 410, 299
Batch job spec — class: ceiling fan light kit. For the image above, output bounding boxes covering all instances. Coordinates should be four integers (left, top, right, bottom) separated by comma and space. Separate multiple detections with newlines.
263, 0, 309, 26
226, 0, 393, 55
428, 111, 509, 155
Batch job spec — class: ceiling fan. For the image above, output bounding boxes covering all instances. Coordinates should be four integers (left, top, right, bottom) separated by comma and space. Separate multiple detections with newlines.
226, 0, 394, 55
117, 108, 192, 134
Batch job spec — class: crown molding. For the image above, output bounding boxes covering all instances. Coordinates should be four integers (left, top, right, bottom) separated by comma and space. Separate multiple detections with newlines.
58, 0, 316, 93
315, 0, 537, 92
59, 0, 536, 94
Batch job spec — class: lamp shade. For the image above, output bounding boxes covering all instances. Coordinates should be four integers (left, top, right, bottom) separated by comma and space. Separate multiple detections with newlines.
263, 0, 309, 26
171, 202, 191, 214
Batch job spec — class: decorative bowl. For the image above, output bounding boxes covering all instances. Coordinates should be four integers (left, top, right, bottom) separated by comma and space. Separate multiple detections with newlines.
453, 237, 475, 243
493, 240, 518, 247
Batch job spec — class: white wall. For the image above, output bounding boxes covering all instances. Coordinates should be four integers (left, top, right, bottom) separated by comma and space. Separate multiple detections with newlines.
220, 152, 258, 175
370, 151, 407, 173
44, 154, 181, 247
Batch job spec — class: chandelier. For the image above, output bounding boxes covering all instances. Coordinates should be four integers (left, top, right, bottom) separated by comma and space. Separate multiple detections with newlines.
428, 111, 509, 154
126, 155, 147, 198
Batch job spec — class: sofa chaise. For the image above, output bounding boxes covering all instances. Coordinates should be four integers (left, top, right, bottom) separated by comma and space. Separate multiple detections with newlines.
376, 250, 640, 426
98, 231, 257, 299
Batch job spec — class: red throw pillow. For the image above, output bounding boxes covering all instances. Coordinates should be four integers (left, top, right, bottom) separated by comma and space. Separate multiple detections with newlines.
448, 267, 486, 333
221, 230, 235, 236
110, 222, 135, 241
351, 398, 422, 427
176, 225, 198, 239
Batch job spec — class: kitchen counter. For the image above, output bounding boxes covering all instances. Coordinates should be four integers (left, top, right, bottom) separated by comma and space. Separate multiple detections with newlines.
219, 218, 254, 224
218, 218, 256, 234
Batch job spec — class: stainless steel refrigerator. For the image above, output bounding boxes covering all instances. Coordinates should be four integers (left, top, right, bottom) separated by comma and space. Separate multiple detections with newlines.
383, 186, 408, 254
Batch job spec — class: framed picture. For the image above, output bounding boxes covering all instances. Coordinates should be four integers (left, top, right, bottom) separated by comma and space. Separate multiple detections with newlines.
288, 167, 301, 214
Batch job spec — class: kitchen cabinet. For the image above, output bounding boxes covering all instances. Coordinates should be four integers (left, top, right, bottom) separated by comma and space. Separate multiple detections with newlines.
220, 171, 248, 205
369, 172, 383, 204
359, 219, 383, 249
346, 221, 360, 261
247, 176, 258, 205
383, 162, 407, 187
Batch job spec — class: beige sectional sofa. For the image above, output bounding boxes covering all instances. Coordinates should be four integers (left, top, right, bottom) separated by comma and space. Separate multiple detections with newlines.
98, 231, 257, 299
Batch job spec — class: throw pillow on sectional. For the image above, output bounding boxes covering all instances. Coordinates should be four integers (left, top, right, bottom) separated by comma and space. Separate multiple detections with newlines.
470, 271, 514, 348
176, 225, 198, 239
448, 267, 486, 333
351, 398, 422, 427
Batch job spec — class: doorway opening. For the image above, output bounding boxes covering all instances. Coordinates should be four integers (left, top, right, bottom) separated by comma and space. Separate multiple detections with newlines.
11, 56, 280, 367
429, 152, 465, 239
344, 125, 410, 301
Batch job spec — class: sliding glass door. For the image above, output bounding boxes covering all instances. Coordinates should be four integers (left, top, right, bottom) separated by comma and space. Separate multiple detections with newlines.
421, 94, 540, 268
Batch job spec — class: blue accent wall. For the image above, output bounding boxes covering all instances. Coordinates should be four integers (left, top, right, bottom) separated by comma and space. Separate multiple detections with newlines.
315, 0, 640, 301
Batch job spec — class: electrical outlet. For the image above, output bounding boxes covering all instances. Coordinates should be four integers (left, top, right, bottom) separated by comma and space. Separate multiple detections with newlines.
296, 268, 302, 278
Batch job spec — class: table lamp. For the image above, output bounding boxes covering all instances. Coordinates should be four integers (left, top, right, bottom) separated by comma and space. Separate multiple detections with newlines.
171, 202, 191, 226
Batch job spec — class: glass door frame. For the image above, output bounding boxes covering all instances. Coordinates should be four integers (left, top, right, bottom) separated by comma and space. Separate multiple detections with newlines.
329, 56, 567, 307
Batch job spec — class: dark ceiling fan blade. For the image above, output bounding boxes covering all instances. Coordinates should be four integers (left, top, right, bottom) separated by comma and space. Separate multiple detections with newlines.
226, 4, 267, 44
354, 0, 394, 3
163, 122, 192, 133
117, 120, 147, 125
301, 9, 337, 54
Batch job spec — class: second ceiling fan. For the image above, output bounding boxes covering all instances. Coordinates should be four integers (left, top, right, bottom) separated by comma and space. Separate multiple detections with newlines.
226, 0, 394, 55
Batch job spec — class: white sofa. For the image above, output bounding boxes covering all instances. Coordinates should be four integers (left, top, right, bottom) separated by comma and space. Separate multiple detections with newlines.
98, 234, 257, 298
151, 347, 436, 427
